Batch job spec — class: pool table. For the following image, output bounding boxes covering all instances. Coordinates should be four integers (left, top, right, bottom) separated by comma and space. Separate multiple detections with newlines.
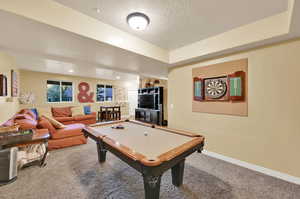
83, 120, 205, 199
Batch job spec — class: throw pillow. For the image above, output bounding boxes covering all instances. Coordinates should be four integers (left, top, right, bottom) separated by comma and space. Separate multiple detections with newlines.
14, 114, 33, 120
30, 108, 39, 120
18, 109, 36, 120
71, 106, 84, 116
38, 107, 52, 117
38, 117, 57, 136
42, 115, 66, 129
84, 105, 91, 115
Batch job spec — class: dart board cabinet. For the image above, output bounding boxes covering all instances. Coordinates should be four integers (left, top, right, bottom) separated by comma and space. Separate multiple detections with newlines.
193, 71, 245, 102
192, 58, 248, 116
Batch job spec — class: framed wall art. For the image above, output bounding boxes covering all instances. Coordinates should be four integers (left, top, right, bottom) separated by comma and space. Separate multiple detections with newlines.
0, 74, 8, 96
11, 70, 18, 97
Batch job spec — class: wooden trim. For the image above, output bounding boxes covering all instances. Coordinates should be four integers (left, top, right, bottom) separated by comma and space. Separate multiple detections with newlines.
155, 126, 202, 137
103, 136, 146, 162
83, 126, 107, 138
130, 120, 203, 138
89, 120, 126, 127
158, 137, 204, 162
129, 120, 154, 128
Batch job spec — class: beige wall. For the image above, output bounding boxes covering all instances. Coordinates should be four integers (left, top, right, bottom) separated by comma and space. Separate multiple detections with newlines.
168, 39, 300, 178
19, 70, 130, 116
0, 52, 19, 123
140, 78, 168, 120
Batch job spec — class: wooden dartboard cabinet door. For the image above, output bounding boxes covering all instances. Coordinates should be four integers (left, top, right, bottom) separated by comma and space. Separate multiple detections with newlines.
0, 74, 8, 96
228, 71, 246, 101
193, 77, 204, 101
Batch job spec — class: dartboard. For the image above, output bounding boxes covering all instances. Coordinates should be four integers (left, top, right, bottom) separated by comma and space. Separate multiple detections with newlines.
205, 79, 227, 99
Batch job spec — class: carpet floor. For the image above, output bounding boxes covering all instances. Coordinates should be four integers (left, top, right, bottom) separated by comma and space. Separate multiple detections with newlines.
0, 140, 299, 199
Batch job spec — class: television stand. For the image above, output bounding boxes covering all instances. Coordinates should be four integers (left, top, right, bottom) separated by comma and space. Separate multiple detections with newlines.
135, 108, 162, 125
135, 87, 164, 125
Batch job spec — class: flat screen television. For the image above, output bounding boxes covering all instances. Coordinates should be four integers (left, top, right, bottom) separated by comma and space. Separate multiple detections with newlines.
139, 94, 154, 109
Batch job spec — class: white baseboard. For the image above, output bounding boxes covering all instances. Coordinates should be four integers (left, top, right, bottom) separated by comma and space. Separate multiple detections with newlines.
202, 150, 300, 185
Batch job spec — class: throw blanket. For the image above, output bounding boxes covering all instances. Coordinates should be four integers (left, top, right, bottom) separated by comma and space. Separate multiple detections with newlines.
17, 143, 47, 168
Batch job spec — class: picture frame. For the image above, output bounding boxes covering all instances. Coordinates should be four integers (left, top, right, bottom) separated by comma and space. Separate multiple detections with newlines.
11, 70, 18, 97
0, 74, 8, 96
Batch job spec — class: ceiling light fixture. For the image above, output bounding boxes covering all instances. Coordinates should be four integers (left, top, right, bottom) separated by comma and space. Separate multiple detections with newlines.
116, 76, 121, 80
127, 12, 150, 31
68, 69, 74, 73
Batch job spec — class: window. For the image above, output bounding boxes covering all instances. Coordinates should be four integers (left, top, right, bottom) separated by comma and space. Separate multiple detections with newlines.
47, 80, 73, 102
96, 84, 113, 102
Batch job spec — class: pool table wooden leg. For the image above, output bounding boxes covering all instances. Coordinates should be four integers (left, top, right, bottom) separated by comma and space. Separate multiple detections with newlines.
96, 142, 107, 163
171, 159, 185, 187
143, 174, 162, 199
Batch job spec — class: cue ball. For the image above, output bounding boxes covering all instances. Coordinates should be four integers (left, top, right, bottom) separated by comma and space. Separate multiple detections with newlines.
144, 132, 148, 136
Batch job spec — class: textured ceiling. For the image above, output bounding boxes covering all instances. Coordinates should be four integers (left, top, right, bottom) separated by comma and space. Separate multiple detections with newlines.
53, 0, 288, 50
0, 10, 167, 80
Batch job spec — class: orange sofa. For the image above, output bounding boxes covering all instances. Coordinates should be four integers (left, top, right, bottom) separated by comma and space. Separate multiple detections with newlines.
51, 107, 96, 125
38, 117, 86, 150
2, 109, 88, 150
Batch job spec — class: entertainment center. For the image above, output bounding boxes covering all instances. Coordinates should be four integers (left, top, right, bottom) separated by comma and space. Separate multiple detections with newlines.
135, 87, 164, 125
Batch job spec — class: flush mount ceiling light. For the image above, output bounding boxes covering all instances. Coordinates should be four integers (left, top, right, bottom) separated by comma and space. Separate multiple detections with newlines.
127, 12, 150, 31
94, 8, 101, 13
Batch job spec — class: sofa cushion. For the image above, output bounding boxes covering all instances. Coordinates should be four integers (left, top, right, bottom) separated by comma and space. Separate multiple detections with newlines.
54, 117, 74, 123
52, 123, 84, 139
73, 114, 95, 121
14, 114, 33, 120
30, 108, 39, 120
38, 107, 52, 117
43, 115, 66, 129
52, 107, 72, 117
15, 118, 37, 130
71, 106, 84, 116
38, 118, 57, 136
48, 135, 87, 150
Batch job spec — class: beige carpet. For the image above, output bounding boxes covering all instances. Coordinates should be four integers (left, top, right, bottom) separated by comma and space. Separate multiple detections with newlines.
0, 140, 299, 199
